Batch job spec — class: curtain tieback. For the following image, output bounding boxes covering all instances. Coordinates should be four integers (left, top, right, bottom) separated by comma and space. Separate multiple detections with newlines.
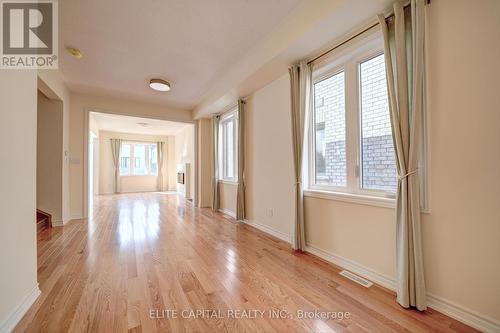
398, 169, 418, 180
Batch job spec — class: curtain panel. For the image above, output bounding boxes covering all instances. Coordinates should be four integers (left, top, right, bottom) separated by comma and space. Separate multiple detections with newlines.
378, 0, 427, 310
289, 61, 312, 251
110, 138, 122, 194
236, 100, 246, 221
211, 115, 220, 211
157, 141, 165, 191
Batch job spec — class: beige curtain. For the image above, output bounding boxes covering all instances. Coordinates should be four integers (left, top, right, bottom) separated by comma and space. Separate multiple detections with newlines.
156, 141, 165, 191
236, 100, 246, 221
289, 61, 312, 251
110, 138, 122, 194
378, 0, 426, 310
211, 115, 220, 211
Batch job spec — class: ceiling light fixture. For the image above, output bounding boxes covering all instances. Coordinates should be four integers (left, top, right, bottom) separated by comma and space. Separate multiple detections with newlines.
149, 78, 171, 92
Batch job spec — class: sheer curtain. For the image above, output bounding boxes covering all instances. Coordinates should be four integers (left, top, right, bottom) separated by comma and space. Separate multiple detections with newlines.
236, 100, 246, 221
156, 141, 165, 191
211, 115, 220, 211
289, 61, 312, 251
110, 138, 122, 194
378, 0, 427, 310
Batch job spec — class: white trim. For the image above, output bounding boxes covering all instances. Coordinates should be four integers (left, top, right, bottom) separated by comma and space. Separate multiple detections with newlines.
0, 284, 40, 333
51, 219, 64, 227
304, 189, 395, 209
305, 243, 396, 290
218, 179, 238, 186
305, 243, 500, 333
218, 208, 236, 219
242, 219, 291, 243
427, 294, 500, 333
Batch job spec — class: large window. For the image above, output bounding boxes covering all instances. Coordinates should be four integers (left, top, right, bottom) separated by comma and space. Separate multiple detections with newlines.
219, 110, 238, 182
119, 142, 158, 176
359, 54, 397, 192
309, 38, 399, 199
313, 71, 346, 187
308, 38, 428, 209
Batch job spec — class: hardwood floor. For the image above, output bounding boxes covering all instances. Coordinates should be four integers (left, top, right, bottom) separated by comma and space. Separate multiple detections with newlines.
16, 193, 478, 333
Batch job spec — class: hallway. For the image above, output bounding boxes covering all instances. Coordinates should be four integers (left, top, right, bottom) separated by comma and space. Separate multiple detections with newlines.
16, 193, 476, 332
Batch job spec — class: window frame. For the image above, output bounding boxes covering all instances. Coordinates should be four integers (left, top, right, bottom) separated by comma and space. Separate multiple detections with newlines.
303, 31, 430, 213
119, 141, 158, 177
310, 66, 348, 194
218, 109, 239, 183
306, 32, 429, 211
355, 50, 396, 198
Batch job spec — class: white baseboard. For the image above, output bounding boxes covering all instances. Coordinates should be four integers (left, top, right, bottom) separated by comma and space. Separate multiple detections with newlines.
305, 243, 396, 291
242, 219, 291, 244
218, 208, 236, 219
305, 243, 500, 333
51, 219, 64, 227
427, 293, 500, 333
0, 284, 40, 333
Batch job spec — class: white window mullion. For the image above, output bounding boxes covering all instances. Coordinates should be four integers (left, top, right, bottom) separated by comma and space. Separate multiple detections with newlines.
130, 144, 135, 175
345, 60, 359, 194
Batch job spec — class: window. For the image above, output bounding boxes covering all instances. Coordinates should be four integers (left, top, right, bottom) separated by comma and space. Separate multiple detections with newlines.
309, 36, 404, 201
219, 110, 238, 182
120, 143, 131, 175
313, 71, 346, 187
308, 35, 428, 208
119, 142, 158, 176
359, 54, 397, 192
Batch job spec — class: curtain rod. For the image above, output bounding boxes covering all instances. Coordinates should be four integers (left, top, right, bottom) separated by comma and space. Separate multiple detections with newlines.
307, 0, 430, 65
112, 138, 165, 144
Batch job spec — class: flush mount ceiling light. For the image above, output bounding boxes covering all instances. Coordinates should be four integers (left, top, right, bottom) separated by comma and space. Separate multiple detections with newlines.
149, 79, 171, 92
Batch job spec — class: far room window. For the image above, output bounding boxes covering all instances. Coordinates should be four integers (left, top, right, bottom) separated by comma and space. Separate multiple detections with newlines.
120, 143, 131, 175
119, 142, 158, 176
219, 110, 238, 182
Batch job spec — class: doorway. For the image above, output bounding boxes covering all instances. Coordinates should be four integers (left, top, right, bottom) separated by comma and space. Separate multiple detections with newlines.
88, 130, 99, 212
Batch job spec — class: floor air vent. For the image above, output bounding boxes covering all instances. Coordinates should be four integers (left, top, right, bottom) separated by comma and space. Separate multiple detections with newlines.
339, 270, 373, 288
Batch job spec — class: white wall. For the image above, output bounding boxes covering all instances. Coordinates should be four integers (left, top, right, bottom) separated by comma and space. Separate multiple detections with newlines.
37, 92, 64, 224
219, 182, 238, 215
244, 74, 294, 240
241, 1, 500, 329
37, 70, 71, 223
98, 131, 173, 194
0, 71, 39, 332
174, 125, 195, 199
69, 92, 192, 218
197, 118, 213, 208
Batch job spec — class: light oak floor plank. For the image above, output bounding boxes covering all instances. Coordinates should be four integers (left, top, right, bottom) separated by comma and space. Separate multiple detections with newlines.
14, 193, 479, 333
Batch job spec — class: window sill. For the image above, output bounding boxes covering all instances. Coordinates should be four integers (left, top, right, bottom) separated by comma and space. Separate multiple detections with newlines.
218, 179, 238, 185
303, 189, 395, 209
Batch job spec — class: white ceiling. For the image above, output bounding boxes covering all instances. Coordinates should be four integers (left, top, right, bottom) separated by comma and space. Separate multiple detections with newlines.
90, 112, 190, 136
60, 0, 304, 110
